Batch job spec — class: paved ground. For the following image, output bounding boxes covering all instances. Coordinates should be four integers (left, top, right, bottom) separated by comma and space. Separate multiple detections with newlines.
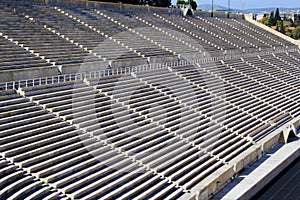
252, 156, 300, 200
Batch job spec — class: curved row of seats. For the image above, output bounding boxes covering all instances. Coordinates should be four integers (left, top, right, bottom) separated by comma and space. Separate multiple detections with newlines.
18, 53, 300, 193
0, 90, 187, 199
134, 16, 204, 59
20, 76, 227, 192
0, 1, 300, 199
214, 18, 273, 49
57, 6, 175, 60
0, 37, 53, 71
0, 158, 66, 200
260, 54, 300, 82
0, 6, 101, 67
0, 90, 71, 199
2, 51, 300, 198
150, 13, 224, 52
22, 4, 143, 61
231, 18, 291, 47
0, 1, 297, 80
223, 58, 300, 119
197, 17, 261, 51
134, 68, 254, 160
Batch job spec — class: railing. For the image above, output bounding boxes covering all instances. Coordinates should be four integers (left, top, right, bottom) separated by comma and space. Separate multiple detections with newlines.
2, 48, 298, 91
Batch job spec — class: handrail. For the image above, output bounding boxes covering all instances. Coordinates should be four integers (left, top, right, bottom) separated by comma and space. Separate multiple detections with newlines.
1, 48, 298, 90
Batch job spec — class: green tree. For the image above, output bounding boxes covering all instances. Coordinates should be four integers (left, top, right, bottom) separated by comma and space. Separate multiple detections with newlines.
292, 27, 300, 39
176, 0, 188, 6
276, 20, 280, 30
289, 18, 295, 27
269, 11, 276, 26
276, 20, 284, 32
279, 20, 284, 33
190, 0, 197, 10
259, 17, 270, 26
275, 8, 281, 22
295, 16, 300, 27
156, 0, 171, 7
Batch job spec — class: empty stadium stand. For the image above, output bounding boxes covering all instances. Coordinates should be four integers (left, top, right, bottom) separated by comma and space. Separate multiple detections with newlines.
0, 0, 298, 82
1, 0, 300, 199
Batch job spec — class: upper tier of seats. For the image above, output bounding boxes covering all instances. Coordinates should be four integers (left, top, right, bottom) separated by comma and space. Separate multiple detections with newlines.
0, 0, 297, 82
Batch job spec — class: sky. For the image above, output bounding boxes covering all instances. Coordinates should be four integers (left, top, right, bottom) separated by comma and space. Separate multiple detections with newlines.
171, 0, 300, 9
